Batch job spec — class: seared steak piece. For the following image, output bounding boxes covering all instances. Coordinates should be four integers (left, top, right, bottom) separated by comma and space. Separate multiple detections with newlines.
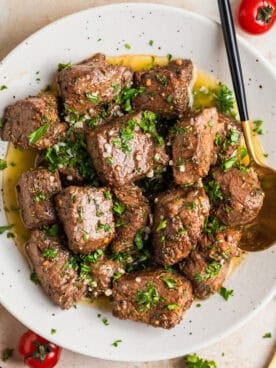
1, 94, 67, 150
26, 230, 86, 309
200, 227, 241, 262
55, 186, 115, 254
179, 250, 230, 299
171, 107, 218, 185
133, 59, 194, 118
89, 257, 125, 298
86, 111, 167, 187
112, 269, 193, 329
17, 167, 62, 229
57, 53, 133, 115
112, 185, 150, 253
153, 187, 210, 265
212, 113, 243, 165
213, 167, 264, 226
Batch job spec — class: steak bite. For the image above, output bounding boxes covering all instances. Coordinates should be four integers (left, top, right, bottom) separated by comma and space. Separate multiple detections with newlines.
112, 185, 150, 253
17, 167, 62, 229
57, 53, 133, 115
86, 111, 167, 187
112, 269, 193, 329
179, 250, 230, 299
212, 113, 243, 165
213, 167, 264, 226
89, 257, 125, 298
171, 107, 218, 185
153, 187, 210, 266
132, 59, 194, 118
1, 94, 67, 150
26, 230, 86, 309
55, 186, 115, 254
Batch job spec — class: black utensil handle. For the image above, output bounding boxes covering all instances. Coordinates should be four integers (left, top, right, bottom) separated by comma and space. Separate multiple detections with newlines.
218, 0, 249, 121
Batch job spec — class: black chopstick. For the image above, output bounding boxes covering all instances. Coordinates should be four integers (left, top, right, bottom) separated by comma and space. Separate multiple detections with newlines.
218, 0, 249, 121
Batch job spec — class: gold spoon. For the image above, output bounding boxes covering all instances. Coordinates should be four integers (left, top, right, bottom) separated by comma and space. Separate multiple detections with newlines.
218, 0, 276, 251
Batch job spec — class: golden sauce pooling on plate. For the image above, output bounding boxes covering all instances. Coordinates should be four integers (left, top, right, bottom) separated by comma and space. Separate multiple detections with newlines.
2, 55, 247, 298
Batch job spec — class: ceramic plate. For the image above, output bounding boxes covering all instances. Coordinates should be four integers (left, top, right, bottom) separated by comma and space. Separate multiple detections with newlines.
0, 3, 275, 362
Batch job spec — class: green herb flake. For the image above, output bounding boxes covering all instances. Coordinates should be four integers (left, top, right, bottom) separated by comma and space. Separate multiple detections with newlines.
136, 282, 160, 311
33, 192, 46, 202
42, 248, 58, 260
208, 120, 214, 128
155, 73, 168, 86
58, 62, 72, 71
196, 303, 201, 308
156, 218, 167, 232
29, 124, 49, 145
1, 348, 14, 362
221, 155, 237, 171
113, 272, 123, 281
86, 92, 99, 103
214, 82, 235, 116
112, 339, 122, 347
167, 303, 179, 311
196, 261, 222, 281
0, 85, 8, 91
166, 94, 173, 104
0, 159, 8, 170
124, 43, 131, 49
188, 202, 196, 210
253, 120, 264, 135
113, 201, 125, 216
149, 40, 154, 46
106, 157, 114, 165
7, 232, 15, 238
219, 286, 234, 301
184, 353, 217, 368
30, 272, 39, 285
138, 111, 163, 145
0, 224, 14, 235
162, 276, 176, 289
205, 180, 223, 203
104, 191, 112, 200
102, 318, 109, 326
262, 332, 272, 339
134, 230, 144, 250
51, 328, 57, 335
46, 224, 59, 237
167, 54, 173, 61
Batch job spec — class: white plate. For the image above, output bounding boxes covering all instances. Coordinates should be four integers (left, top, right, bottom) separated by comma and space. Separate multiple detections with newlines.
0, 3, 275, 362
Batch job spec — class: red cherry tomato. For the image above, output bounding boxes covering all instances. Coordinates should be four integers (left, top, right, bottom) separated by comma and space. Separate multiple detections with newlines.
238, 0, 276, 34
18, 330, 61, 368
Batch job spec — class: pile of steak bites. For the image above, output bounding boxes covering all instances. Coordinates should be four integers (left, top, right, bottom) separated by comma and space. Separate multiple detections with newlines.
1, 53, 264, 329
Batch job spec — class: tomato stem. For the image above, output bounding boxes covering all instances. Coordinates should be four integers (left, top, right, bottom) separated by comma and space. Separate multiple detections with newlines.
24, 340, 52, 363
256, 4, 274, 23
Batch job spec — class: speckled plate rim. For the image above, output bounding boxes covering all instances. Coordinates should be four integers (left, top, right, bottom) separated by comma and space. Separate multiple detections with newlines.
0, 3, 275, 362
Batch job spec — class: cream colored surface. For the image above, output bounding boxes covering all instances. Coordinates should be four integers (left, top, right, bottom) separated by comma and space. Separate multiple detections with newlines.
0, 0, 275, 367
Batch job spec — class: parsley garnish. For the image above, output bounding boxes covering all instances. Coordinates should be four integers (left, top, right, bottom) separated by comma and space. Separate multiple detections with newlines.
204, 217, 225, 236
102, 318, 109, 326
0, 85, 8, 91
167, 303, 179, 311
253, 120, 264, 135
104, 190, 112, 200
155, 73, 168, 86
46, 224, 59, 237
167, 53, 173, 61
29, 124, 48, 145
86, 92, 99, 103
124, 43, 131, 49
0, 224, 14, 235
162, 277, 176, 289
33, 193, 46, 202
219, 286, 234, 301
205, 180, 223, 203
30, 272, 39, 285
1, 348, 14, 362
196, 261, 222, 281
262, 332, 272, 338
134, 230, 144, 250
113, 201, 125, 216
112, 339, 122, 347
51, 328, 57, 335
58, 62, 72, 71
0, 159, 7, 170
42, 248, 58, 260
156, 217, 167, 232
138, 111, 164, 145
184, 353, 217, 368
136, 282, 160, 311
214, 82, 235, 116
221, 155, 237, 171
113, 272, 123, 280
149, 40, 154, 46
115, 86, 144, 113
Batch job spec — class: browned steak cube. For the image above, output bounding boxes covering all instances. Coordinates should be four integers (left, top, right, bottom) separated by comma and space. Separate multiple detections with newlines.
112, 269, 193, 329
133, 59, 194, 118
212, 113, 243, 165
153, 187, 210, 266
171, 107, 218, 185
213, 167, 264, 226
89, 257, 125, 298
179, 251, 230, 299
57, 53, 133, 115
86, 111, 166, 187
1, 94, 67, 150
112, 185, 150, 253
17, 168, 62, 229
55, 186, 115, 254
26, 230, 86, 309
200, 227, 241, 262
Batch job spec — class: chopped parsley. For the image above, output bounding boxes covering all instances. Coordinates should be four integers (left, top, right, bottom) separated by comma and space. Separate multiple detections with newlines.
196, 261, 222, 281
167, 303, 179, 311
42, 248, 58, 260
86, 92, 99, 103
188, 201, 196, 210
33, 193, 46, 202
1, 348, 14, 362
205, 180, 223, 203
0, 159, 8, 170
136, 282, 160, 311
58, 62, 72, 71
253, 120, 264, 135
51, 328, 57, 335
102, 318, 109, 326
124, 43, 131, 49
162, 277, 176, 289
119, 118, 136, 152
138, 111, 164, 145
46, 224, 59, 237
30, 272, 39, 285
262, 332, 272, 339
196, 303, 202, 308
204, 217, 225, 236
219, 286, 234, 301
96, 221, 111, 233
113, 201, 126, 216
167, 53, 173, 61
148, 40, 154, 46
115, 86, 144, 113
111, 339, 122, 347
221, 155, 237, 171
113, 272, 123, 280
156, 217, 167, 232
166, 94, 173, 104
184, 353, 217, 368
214, 82, 235, 116
29, 124, 49, 145
134, 230, 144, 250
104, 190, 112, 200
155, 73, 168, 86
0, 85, 8, 91
106, 157, 113, 165
0, 224, 14, 235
